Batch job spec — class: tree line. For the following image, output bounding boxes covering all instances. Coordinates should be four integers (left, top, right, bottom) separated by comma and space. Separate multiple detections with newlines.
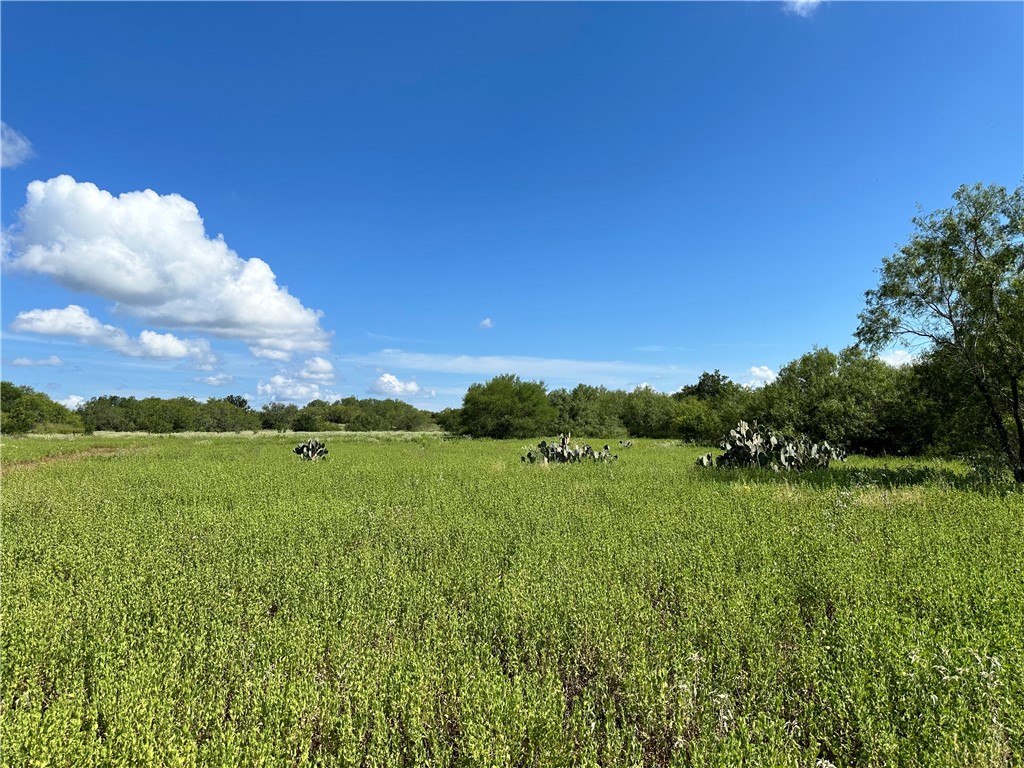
441, 180, 1022, 480
0, 385, 437, 435
435, 344, 989, 459
2, 181, 1019, 477
0, 343, 1005, 462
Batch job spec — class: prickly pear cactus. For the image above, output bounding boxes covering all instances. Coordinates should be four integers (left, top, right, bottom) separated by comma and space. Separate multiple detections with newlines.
522, 433, 618, 464
696, 421, 845, 472
294, 438, 329, 461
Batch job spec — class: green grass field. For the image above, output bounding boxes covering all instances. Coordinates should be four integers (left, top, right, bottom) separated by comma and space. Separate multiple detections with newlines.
2, 433, 1021, 766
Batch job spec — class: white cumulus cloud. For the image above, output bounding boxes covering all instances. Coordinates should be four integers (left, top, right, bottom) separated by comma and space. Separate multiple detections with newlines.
58, 395, 86, 410
879, 349, 916, 368
3, 175, 330, 358
479, 317, 494, 330
257, 374, 333, 404
745, 365, 777, 388
299, 356, 335, 383
9, 355, 62, 367
369, 373, 421, 396
12, 304, 217, 369
1, 122, 34, 168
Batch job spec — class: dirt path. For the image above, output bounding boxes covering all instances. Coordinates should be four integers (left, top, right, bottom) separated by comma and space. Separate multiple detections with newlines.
0, 446, 131, 477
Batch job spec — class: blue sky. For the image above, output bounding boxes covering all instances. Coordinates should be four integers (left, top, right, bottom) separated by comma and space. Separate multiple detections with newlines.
2, 1, 1021, 411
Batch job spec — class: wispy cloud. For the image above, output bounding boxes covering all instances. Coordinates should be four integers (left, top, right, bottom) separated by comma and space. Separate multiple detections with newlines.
784, 0, 822, 18
339, 348, 692, 384
4, 175, 330, 360
0, 122, 33, 168
196, 373, 234, 386
479, 318, 494, 330
9, 355, 62, 367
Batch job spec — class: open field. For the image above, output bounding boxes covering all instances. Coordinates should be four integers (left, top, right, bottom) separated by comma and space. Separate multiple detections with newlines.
2, 433, 1021, 766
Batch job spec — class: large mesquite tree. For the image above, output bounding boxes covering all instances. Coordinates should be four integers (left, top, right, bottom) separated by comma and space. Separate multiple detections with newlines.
459, 374, 556, 438
857, 182, 1024, 481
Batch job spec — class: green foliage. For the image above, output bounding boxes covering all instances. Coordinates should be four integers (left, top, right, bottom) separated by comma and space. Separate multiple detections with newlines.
459, 374, 557, 438
78, 395, 139, 432
343, 398, 435, 432
753, 347, 919, 455
260, 402, 299, 432
672, 396, 718, 443
224, 394, 250, 411
433, 407, 463, 434
548, 384, 627, 437
857, 181, 1024, 480
199, 398, 262, 432
673, 371, 753, 443
621, 385, 677, 438
291, 410, 322, 432
675, 369, 742, 401
59, 393, 434, 435
912, 345, 995, 457
0, 382, 84, 434
2, 435, 1020, 765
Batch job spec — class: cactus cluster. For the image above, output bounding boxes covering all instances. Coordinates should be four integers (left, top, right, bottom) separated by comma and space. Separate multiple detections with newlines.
522, 433, 618, 464
696, 420, 845, 472
293, 438, 329, 461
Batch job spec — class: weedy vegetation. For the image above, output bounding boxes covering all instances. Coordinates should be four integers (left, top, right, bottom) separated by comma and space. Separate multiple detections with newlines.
2, 433, 1021, 766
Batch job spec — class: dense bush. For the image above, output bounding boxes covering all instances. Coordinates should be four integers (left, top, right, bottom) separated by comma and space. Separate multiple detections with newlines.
458, 374, 557, 439
548, 384, 627, 437
0, 382, 84, 434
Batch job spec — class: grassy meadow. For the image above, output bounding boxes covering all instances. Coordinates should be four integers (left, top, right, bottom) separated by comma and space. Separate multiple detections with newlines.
1, 433, 1021, 766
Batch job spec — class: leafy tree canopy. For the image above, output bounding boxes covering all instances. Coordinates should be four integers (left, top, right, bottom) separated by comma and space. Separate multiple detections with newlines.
857, 181, 1024, 479
459, 374, 556, 439
1, 382, 84, 434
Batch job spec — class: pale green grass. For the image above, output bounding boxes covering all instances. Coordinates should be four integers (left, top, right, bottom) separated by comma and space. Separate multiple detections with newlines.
2, 436, 1021, 766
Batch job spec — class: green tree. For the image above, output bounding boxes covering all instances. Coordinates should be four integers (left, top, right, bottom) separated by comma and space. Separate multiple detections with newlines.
291, 410, 322, 432
135, 397, 176, 433
911, 346, 991, 457
433, 407, 462, 434
673, 371, 753, 443
0, 382, 84, 434
78, 396, 138, 432
672, 396, 717, 444
261, 402, 299, 432
199, 398, 261, 432
757, 348, 845, 440
621, 385, 677, 438
296, 399, 332, 431
548, 384, 626, 437
753, 346, 921, 454
224, 395, 250, 411
675, 370, 742, 401
459, 374, 556, 438
857, 182, 1024, 480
